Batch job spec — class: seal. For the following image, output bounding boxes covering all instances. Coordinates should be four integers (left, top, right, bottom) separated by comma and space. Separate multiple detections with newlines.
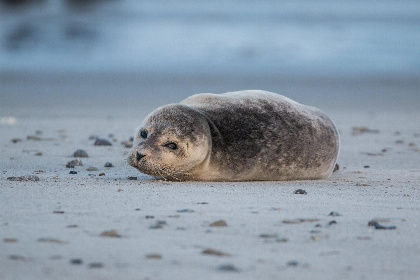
128, 90, 339, 181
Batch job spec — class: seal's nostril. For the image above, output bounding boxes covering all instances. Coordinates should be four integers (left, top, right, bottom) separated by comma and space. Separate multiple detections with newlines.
136, 152, 146, 161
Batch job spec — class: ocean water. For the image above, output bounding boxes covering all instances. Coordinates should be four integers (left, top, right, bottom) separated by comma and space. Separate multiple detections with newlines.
1, 0, 420, 77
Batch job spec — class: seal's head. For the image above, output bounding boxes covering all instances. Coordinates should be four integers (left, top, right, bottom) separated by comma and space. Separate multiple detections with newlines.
128, 104, 211, 181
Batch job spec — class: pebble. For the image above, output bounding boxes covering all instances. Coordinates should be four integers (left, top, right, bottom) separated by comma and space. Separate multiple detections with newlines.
294, 189, 307, 194
127, 176, 137, 180
100, 230, 121, 238
177, 209, 195, 213
88, 262, 104, 269
368, 219, 396, 230
7, 175, 40, 182
94, 138, 112, 146
333, 163, 340, 172
11, 138, 22, 143
104, 162, 114, 167
328, 220, 337, 225
202, 248, 231, 257
328, 211, 341, 217
150, 220, 167, 229
66, 159, 83, 168
217, 263, 240, 272
145, 253, 162, 260
287, 260, 299, 267
98, 173, 105, 176
4, 238, 18, 243
73, 149, 88, 158
86, 166, 98, 171
283, 218, 320, 224
70, 259, 83, 265
69, 171, 77, 174
210, 220, 228, 227
37, 237, 68, 244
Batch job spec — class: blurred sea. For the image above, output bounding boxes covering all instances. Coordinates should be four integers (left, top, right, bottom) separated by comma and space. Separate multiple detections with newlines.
1, 0, 420, 77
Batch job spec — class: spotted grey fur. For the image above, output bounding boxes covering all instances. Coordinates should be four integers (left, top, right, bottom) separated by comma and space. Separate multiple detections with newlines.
129, 90, 339, 181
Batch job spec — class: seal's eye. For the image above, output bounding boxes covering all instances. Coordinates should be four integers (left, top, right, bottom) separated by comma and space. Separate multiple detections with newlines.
164, 142, 178, 150
140, 130, 148, 139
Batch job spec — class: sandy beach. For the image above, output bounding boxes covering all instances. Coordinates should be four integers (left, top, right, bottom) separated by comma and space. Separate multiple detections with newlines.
1, 72, 419, 280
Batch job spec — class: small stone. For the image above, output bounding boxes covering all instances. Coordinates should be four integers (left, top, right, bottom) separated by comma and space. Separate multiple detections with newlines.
149, 220, 167, 229
217, 263, 240, 272
100, 230, 121, 238
34, 152, 42, 156
364, 165, 370, 168
37, 237, 68, 244
73, 149, 88, 158
98, 173, 105, 176
328, 211, 341, 216
127, 176, 137, 180
70, 259, 83, 265
328, 220, 337, 225
9, 255, 30, 262
88, 262, 103, 269
259, 233, 278, 239
69, 171, 77, 174
94, 138, 112, 146
7, 175, 40, 182
145, 215, 155, 219
145, 253, 162, 260
86, 166, 99, 171
53, 211, 65, 214
66, 159, 83, 168
11, 138, 22, 143
4, 238, 18, 243
67, 225, 78, 228
287, 260, 299, 267
294, 189, 307, 194
368, 219, 396, 230
333, 163, 340, 172
210, 220, 228, 227
202, 248, 230, 257
177, 209, 195, 213
104, 162, 114, 167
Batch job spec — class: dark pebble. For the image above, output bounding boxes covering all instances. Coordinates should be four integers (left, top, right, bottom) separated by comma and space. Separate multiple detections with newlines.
294, 189, 307, 195
328, 220, 337, 225
364, 165, 370, 168
11, 138, 22, 143
94, 138, 112, 146
104, 162, 114, 167
328, 211, 341, 216
145, 215, 155, 219
86, 166, 98, 171
70, 259, 83, 265
368, 220, 397, 230
210, 220, 228, 227
333, 163, 340, 172
53, 211, 65, 214
66, 159, 83, 168
88, 262, 104, 269
73, 149, 88, 158
287, 260, 299, 267
177, 209, 195, 213
127, 176, 137, 180
217, 263, 240, 272
69, 171, 77, 174
98, 173, 105, 176
135, 208, 141, 211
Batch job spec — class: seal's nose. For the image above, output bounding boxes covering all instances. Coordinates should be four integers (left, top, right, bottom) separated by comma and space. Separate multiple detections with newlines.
136, 152, 146, 161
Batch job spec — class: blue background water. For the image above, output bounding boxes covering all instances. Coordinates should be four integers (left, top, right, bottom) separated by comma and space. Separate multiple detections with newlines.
1, 0, 419, 77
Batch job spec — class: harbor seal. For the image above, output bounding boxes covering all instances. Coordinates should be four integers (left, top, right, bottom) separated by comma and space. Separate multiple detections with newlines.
128, 90, 339, 181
